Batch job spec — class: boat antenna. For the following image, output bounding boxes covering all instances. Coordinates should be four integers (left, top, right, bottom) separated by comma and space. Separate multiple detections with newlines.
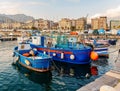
85, 14, 88, 30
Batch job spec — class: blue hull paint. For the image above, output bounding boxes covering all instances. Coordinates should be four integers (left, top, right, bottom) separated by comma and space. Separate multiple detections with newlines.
30, 43, 92, 64
95, 48, 108, 52
30, 35, 94, 77
13, 46, 52, 72
108, 39, 117, 45
94, 46, 108, 57
29, 44, 92, 78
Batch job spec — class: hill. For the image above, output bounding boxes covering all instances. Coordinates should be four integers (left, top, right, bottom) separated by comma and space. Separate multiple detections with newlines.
0, 14, 34, 23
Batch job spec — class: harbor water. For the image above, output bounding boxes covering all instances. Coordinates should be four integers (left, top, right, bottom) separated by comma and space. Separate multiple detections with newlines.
0, 41, 119, 91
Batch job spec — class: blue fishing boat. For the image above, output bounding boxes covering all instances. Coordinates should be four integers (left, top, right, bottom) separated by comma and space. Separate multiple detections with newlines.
12, 60, 52, 85
93, 39, 109, 57
94, 45, 108, 57
13, 43, 52, 72
30, 35, 95, 78
85, 39, 109, 57
108, 39, 117, 45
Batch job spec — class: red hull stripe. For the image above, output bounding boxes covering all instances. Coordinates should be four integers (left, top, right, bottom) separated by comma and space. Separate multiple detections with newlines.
37, 48, 72, 54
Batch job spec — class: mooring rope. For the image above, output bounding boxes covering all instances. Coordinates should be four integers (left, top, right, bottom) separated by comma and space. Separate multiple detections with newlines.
106, 45, 120, 62
114, 49, 120, 63
51, 60, 61, 73
104, 44, 120, 54
108, 49, 119, 54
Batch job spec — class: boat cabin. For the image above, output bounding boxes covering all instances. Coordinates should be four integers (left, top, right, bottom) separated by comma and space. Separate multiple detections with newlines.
31, 35, 87, 49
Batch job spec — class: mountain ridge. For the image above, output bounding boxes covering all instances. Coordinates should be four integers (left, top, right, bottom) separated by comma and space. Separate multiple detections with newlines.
0, 14, 34, 23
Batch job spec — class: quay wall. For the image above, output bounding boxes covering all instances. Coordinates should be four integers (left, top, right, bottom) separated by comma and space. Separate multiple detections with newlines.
0, 37, 17, 41
77, 62, 120, 91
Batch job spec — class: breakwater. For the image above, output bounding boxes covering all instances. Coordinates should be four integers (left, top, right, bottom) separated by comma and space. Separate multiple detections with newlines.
0, 37, 17, 41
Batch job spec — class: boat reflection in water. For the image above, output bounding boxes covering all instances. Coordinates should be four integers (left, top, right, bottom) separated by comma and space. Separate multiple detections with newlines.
92, 57, 108, 66
12, 62, 52, 89
91, 57, 109, 76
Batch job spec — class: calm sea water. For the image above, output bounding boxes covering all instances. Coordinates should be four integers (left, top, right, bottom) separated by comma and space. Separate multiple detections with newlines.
0, 41, 119, 91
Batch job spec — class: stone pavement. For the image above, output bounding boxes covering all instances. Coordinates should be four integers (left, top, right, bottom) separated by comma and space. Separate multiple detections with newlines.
77, 62, 120, 91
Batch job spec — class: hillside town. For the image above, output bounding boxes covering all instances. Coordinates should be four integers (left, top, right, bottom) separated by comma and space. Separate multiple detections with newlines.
0, 15, 120, 32
1, 0, 120, 90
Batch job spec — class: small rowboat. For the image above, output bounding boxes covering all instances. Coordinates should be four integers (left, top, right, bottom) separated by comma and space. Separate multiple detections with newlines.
13, 43, 52, 72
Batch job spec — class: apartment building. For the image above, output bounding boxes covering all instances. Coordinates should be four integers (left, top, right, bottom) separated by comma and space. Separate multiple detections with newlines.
91, 16, 107, 30
76, 17, 86, 31
98, 16, 107, 29
110, 20, 120, 30
91, 18, 99, 30
59, 18, 72, 31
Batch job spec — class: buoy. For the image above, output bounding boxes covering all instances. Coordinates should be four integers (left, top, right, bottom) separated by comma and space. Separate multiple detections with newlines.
12, 52, 15, 57
53, 53, 56, 56
61, 52, 64, 59
23, 53, 30, 57
70, 31, 78, 35
100, 85, 116, 91
15, 56, 19, 61
70, 54, 75, 60
85, 73, 90, 78
90, 51, 98, 61
25, 60, 31, 66
29, 50, 35, 56
43, 51, 46, 54
91, 66, 98, 75
33, 48, 37, 51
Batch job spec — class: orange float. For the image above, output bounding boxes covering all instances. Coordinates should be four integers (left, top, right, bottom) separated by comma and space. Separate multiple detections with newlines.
90, 51, 98, 61
22, 53, 30, 57
70, 31, 78, 35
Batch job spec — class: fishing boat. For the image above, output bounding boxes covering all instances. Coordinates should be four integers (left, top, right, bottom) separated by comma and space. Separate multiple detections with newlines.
84, 38, 109, 45
85, 39, 109, 57
30, 34, 97, 78
13, 42, 52, 72
108, 39, 117, 45
12, 60, 52, 85
94, 44, 109, 57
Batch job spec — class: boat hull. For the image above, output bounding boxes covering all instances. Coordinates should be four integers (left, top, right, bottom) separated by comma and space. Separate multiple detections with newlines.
13, 47, 52, 72
13, 61, 52, 85
30, 43, 92, 78
30, 43, 92, 64
94, 46, 108, 57
18, 61, 50, 72
53, 61, 91, 78
108, 39, 117, 45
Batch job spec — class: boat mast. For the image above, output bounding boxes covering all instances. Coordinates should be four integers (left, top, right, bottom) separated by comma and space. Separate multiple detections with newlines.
85, 14, 88, 30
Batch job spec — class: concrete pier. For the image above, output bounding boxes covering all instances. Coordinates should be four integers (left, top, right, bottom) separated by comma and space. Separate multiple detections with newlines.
77, 62, 120, 91
0, 37, 17, 41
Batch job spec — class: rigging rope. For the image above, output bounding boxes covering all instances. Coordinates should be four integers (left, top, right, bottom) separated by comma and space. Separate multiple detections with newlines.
51, 60, 61, 73
115, 49, 120, 63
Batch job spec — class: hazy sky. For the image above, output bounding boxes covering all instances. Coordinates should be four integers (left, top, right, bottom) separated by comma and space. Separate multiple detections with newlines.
0, 0, 120, 21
